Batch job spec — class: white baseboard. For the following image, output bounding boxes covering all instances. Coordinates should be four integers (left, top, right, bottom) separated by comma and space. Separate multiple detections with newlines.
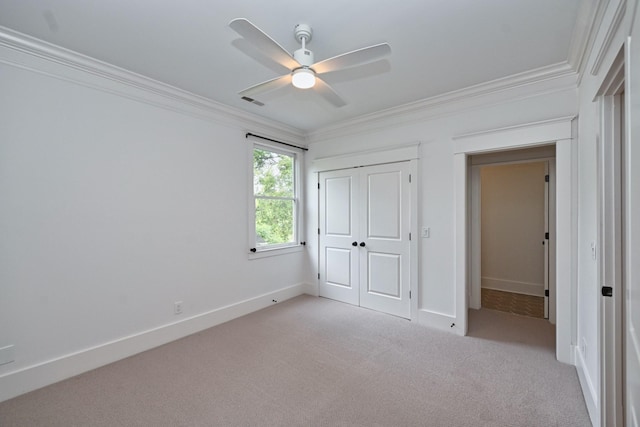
417, 309, 461, 335
575, 345, 599, 427
481, 277, 545, 297
302, 281, 319, 296
0, 283, 309, 403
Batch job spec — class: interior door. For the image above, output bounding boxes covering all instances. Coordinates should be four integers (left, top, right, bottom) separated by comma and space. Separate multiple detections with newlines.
625, 12, 640, 425
318, 169, 359, 306
318, 162, 411, 319
544, 161, 549, 319
358, 162, 411, 319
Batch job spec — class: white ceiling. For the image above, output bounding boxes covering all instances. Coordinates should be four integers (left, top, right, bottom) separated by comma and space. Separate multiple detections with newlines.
0, 0, 587, 132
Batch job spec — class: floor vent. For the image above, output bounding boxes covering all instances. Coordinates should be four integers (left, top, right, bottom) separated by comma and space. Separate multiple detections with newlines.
241, 96, 264, 106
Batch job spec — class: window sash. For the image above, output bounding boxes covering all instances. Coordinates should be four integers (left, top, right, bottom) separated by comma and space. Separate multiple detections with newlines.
250, 142, 301, 253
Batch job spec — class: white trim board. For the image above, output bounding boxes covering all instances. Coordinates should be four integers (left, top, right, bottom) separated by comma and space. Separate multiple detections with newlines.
576, 345, 599, 425
481, 277, 545, 297
0, 283, 311, 403
417, 309, 459, 333
311, 143, 420, 172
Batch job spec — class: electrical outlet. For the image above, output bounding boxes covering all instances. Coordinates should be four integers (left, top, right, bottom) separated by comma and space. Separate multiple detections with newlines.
174, 301, 183, 315
591, 241, 597, 261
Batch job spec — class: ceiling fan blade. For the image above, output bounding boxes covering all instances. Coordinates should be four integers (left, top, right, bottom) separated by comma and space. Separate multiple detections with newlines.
312, 43, 391, 75
314, 78, 346, 107
229, 18, 300, 70
239, 74, 292, 98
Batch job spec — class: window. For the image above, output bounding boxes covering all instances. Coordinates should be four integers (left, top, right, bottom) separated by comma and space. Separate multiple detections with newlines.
250, 142, 302, 253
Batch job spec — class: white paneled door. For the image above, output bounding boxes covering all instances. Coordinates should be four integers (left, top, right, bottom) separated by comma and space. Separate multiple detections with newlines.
319, 162, 411, 319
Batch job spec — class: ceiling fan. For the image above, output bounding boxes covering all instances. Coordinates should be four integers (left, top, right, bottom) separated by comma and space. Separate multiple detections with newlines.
229, 18, 391, 107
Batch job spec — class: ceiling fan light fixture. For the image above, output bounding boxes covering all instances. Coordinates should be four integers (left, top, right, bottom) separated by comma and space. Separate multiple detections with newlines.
292, 68, 316, 89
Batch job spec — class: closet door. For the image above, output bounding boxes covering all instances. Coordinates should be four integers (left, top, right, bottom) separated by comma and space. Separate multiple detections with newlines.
318, 169, 360, 306
358, 162, 411, 319
319, 162, 411, 319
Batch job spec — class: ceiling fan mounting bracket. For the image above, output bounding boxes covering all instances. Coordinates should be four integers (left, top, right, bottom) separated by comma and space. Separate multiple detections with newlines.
294, 24, 312, 44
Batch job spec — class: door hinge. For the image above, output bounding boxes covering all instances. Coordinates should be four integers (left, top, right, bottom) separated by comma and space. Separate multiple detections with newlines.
545, 232, 549, 240
545, 174, 549, 182
318, 228, 320, 235
318, 273, 320, 280
409, 232, 411, 241
409, 290, 412, 299
409, 174, 412, 183
545, 289, 549, 297
318, 182, 320, 189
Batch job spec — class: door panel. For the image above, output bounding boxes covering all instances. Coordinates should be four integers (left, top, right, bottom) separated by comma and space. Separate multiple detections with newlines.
367, 171, 401, 239
325, 176, 353, 236
325, 248, 352, 287
319, 170, 359, 305
367, 252, 401, 297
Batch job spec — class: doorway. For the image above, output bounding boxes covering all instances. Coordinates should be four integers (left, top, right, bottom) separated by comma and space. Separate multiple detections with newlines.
318, 161, 412, 319
469, 148, 556, 323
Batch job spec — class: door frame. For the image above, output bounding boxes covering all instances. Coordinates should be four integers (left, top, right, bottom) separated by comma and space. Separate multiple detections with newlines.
596, 46, 625, 427
469, 157, 555, 321
452, 117, 576, 365
313, 144, 420, 321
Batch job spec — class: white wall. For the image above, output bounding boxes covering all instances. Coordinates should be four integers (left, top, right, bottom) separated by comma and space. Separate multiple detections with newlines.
305, 78, 579, 332
0, 32, 310, 401
480, 162, 546, 296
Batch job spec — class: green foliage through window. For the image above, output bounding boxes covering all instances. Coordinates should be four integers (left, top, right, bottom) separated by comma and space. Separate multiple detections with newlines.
253, 147, 296, 247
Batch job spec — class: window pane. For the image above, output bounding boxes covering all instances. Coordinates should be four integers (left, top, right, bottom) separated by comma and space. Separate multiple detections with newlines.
254, 148, 294, 197
255, 198, 295, 246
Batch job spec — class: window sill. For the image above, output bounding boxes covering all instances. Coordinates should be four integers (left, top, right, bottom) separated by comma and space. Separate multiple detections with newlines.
248, 244, 305, 260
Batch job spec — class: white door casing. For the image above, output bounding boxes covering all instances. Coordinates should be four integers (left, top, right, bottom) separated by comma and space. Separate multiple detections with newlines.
597, 46, 624, 427
453, 117, 574, 361
624, 9, 640, 424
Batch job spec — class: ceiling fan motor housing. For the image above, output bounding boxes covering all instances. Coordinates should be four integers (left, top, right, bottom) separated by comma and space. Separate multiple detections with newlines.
293, 48, 314, 67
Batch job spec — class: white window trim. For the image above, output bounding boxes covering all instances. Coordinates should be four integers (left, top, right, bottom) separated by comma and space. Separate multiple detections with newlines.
248, 140, 304, 259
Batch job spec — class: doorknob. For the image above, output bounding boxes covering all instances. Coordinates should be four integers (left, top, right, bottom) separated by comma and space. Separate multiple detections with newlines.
359, 242, 366, 247
352, 241, 358, 246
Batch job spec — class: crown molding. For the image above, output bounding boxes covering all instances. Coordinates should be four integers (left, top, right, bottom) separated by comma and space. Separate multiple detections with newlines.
568, 0, 611, 84
590, 0, 627, 76
306, 62, 578, 144
0, 26, 306, 144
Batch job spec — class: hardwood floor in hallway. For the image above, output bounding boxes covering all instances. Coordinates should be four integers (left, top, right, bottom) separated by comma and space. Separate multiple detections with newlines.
481, 288, 545, 319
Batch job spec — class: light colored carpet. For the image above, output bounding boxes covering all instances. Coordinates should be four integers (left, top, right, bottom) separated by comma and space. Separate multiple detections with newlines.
0, 295, 591, 426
